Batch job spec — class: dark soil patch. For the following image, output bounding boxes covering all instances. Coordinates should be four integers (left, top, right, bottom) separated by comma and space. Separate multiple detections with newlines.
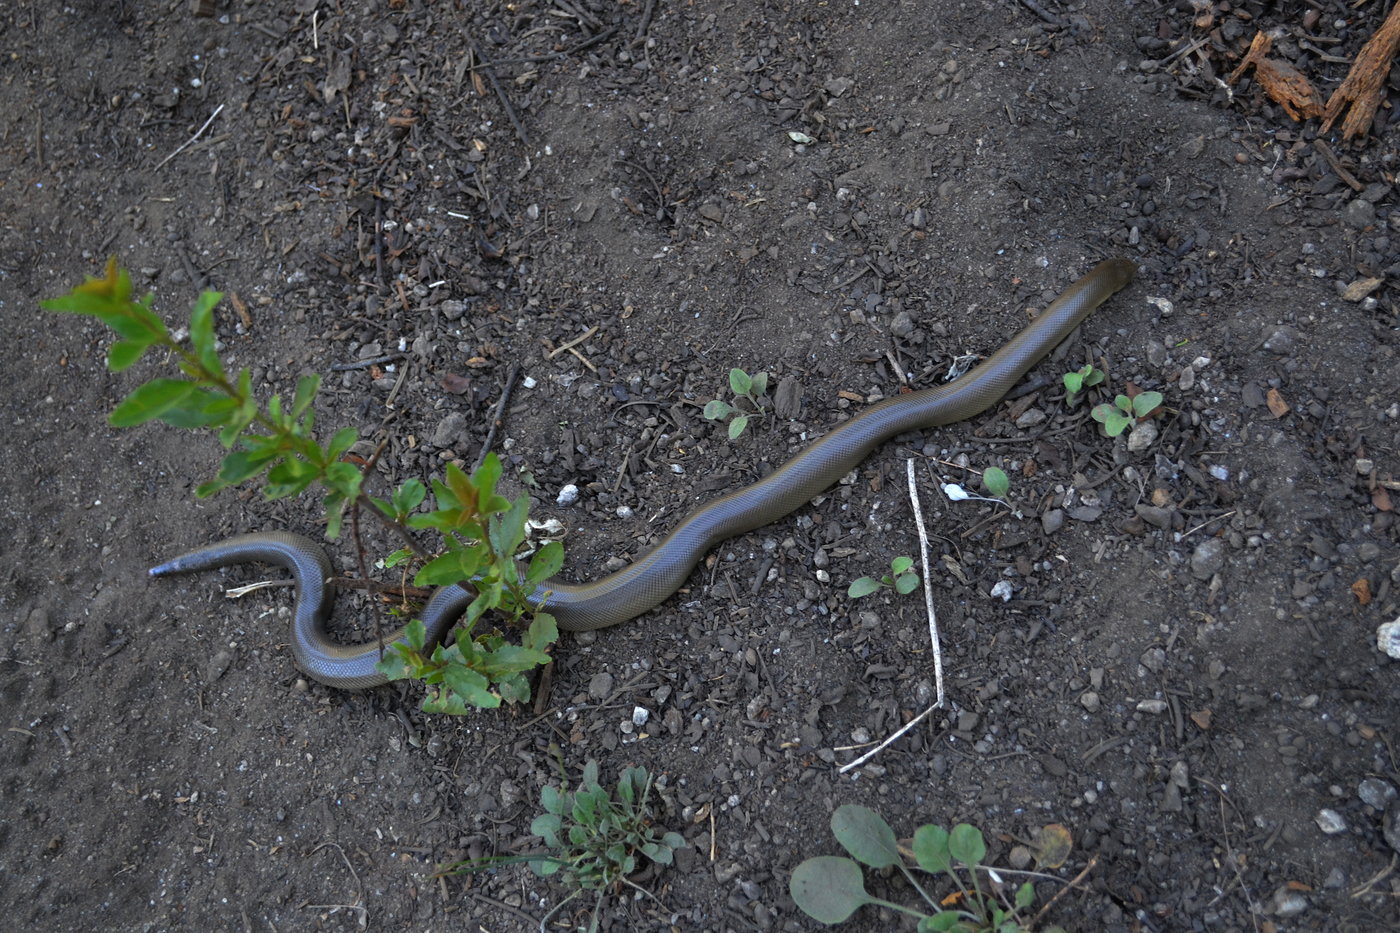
2, 2, 1398, 931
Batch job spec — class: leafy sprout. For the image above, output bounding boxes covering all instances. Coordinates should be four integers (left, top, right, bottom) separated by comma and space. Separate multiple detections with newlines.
704, 367, 770, 439
790, 805, 1075, 932
1090, 391, 1163, 437
849, 556, 919, 599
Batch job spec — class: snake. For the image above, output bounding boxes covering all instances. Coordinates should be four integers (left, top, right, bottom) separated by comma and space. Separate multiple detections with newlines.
149, 258, 1136, 689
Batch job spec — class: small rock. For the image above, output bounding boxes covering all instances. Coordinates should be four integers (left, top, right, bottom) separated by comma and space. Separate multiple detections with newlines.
587, 671, 614, 701
1126, 420, 1158, 452
1189, 537, 1226, 580
631, 706, 650, 727
1135, 504, 1174, 530
22, 607, 52, 641
957, 710, 980, 732
556, 484, 579, 506
1015, 408, 1047, 428
1342, 197, 1375, 230
773, 377, 802, 419
1315, 808, 1347, 834
205, 648, 234, 683
1160, 781, 1183, 812
1136, 699, 1168, 714
1040, 509, 1064, 535
1358, 778, 1397, 810
823, 76, 854, 97
430, 411, 468, 448
889, 311, 915, 338
1377, 619, 1400, 660
1262, 326, 1296, 354
1008, 845, 1033, 870
1269, 885, 1309, 918
989, 580, 1013, 601
1384, 800, 1400, 854
1139, 647, 1167, 674
1080, 691, 1101, 712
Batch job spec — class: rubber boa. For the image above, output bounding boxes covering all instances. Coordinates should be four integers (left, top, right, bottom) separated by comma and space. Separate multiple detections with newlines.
150, 258, 1136, 689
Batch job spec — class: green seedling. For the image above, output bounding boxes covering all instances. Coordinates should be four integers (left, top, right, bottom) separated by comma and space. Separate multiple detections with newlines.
445, 760, 685, 932
849, 556, 919, 599
980, 467, 1009, 499
44, 259, 560, 713
790, 805, 1074, 932
1061, 364, 1104, 407
1090, 391, 1163, 438
704, 367, 770, 439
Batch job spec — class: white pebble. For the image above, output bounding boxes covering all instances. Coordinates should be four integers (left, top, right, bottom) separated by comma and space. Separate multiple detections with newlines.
1377, 619, 1400, 660
1315, 809, 1347, 834
555, 484, 579, 506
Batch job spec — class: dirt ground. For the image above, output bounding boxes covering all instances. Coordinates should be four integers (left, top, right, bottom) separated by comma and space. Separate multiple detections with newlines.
2, 1, 1398, 931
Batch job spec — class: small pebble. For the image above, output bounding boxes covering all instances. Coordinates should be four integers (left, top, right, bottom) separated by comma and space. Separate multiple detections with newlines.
1384, 800, 1400, 854
430, 412, 468, 447
1190, 537, 1226, 580
1377, 619, 1400, 660
1041, 509, 1064, 535
1358, 778, 1396, 810
1135, 504, 1174, 529
1127, 421, 1158, 452
1270, 886, 1309, 918
1080, 691, 1101, 712
556, 484, 579, 506
1315, 808, 1347, 834
587, 671, 614, 700
1136, 699, 1168, 714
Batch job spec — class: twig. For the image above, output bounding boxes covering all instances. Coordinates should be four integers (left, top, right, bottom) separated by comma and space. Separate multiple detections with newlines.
373, 198, 386, 293
1029, 855, 1098, 927
907, 458, 945, 709
634, 0, 657, 42
1313, 139, 1363, 192
155, 103, 225, 169
1016, 0, 1063, 27
547, 325, 599, 359
307, 842, 367, 927
471, 44, 531, 146
1179, 510, 1236, 541
330, 352, 404, 371
838, 460, 944, 774
472, 362, 522, 473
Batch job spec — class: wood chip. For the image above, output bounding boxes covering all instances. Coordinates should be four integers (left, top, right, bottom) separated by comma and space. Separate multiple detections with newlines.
1227, 31, 1323, 122
1265, 388, 1290, 418
1341, 277, 1384, 302
1322, 3, 1400, 140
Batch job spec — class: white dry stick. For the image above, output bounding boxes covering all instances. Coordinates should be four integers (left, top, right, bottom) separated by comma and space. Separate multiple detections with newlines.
839, 459, 945, 774
155, 103, 225, 169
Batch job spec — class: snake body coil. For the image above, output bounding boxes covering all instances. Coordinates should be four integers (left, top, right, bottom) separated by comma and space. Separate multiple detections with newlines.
150, 259, 1136, 689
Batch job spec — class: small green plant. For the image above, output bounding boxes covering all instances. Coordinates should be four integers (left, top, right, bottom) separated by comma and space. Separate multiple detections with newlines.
1090, 391, 1163, 437
704, 367, 769, 439
43, 259, 559, 713
446, 760, 685, 932
1061, 364, 1104, 407
849, 556, 919, 599
980, 467, 1009, 499
790, 805, 1071, 932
